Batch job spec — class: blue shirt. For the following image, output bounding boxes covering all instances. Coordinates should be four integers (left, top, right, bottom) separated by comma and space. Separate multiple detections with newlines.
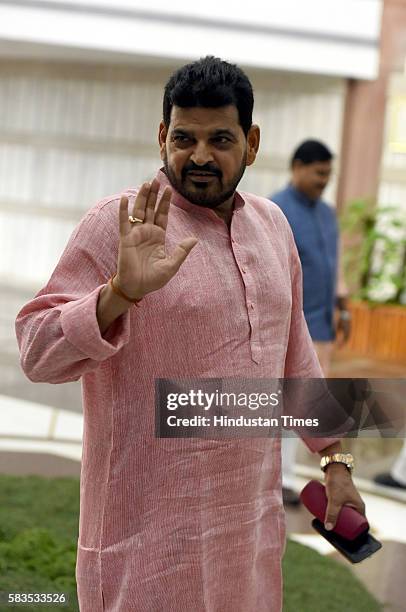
270, 184, 338, 341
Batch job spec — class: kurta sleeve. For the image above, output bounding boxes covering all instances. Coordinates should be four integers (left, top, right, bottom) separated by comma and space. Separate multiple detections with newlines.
15, 208, 131, 384
282, 220, 341, 453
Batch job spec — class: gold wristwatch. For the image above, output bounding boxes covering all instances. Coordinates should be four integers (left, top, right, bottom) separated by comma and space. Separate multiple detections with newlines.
320, 452, 354, 473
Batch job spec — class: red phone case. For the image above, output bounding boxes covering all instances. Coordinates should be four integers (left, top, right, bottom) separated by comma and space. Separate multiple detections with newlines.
300, 480, 369, 540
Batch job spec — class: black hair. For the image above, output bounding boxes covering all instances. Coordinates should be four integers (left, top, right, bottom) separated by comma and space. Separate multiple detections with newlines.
291, 140, 333, 167
163, 56, 254, 136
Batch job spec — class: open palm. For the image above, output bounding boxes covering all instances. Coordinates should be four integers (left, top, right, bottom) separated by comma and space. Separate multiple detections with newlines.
115, 178, 198, 300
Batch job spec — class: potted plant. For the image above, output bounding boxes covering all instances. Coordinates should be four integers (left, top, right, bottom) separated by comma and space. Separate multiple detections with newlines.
339, 198, 406, 362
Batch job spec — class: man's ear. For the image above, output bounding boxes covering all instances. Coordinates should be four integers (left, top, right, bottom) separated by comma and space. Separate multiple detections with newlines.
292, 159, 303, 172
246, 124, 260, 166
158, 121, 167, 161
291, 159, 304, 177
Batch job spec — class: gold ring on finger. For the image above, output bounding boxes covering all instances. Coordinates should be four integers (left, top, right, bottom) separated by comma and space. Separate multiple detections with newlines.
128, 215, 144, 224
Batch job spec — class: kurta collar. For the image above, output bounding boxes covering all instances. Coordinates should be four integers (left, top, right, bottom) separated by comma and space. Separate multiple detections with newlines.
156, 168, 246, 224
287, 183, 318, 208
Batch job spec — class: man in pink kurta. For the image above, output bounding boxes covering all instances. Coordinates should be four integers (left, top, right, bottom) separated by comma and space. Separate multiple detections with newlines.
16, 57, 364, 611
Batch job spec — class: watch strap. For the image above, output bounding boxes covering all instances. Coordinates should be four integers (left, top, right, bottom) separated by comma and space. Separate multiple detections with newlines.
320, 452, 354, 473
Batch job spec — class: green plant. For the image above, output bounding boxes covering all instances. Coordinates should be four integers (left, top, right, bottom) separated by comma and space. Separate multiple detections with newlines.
340, 198, 406, 304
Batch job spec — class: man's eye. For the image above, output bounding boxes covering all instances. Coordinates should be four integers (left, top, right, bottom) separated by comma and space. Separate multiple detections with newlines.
173, 135, 190, 143
214, 137, 230, 143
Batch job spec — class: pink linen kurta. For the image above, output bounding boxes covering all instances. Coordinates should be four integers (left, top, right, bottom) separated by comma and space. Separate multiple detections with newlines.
16, 169, 334, 612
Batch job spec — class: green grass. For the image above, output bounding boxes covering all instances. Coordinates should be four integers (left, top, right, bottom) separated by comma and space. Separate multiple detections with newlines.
283, 540, 382, 612
0, 475, 79, 612
0, 475, 382, 612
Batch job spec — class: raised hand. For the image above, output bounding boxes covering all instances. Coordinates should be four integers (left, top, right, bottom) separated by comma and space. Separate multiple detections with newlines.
115, 178, 198, 300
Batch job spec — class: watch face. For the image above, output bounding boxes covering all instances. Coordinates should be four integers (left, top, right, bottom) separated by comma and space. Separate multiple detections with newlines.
321, 454, 354, 472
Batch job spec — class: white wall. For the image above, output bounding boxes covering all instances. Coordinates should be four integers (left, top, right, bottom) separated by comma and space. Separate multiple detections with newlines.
0, 0, 382, 78
0, 60, 345, 289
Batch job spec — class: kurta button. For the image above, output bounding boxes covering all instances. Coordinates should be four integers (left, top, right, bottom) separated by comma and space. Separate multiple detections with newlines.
250, 303, 254, 309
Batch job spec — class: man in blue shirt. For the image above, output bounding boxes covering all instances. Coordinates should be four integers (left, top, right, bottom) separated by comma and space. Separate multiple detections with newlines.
270, 140, 351, 504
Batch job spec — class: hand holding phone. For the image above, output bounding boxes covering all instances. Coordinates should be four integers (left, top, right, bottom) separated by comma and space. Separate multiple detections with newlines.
300, 479, 369, 539
300, 480, 382, 563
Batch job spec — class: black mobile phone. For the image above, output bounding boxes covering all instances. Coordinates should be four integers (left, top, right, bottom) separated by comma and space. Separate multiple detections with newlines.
312, 519, 382, 563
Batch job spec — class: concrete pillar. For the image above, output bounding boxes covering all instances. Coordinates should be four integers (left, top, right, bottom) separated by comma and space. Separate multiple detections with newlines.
337, 0, 406, 210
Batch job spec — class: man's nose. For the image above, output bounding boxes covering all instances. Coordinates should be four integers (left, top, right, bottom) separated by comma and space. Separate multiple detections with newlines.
190, 142, 214, 166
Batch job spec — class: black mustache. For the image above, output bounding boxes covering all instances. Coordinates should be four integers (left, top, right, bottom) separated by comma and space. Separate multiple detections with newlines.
183, 165, 221, 177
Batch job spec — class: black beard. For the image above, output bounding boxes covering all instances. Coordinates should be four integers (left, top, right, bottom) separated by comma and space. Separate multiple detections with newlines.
163, 153, 247, 209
